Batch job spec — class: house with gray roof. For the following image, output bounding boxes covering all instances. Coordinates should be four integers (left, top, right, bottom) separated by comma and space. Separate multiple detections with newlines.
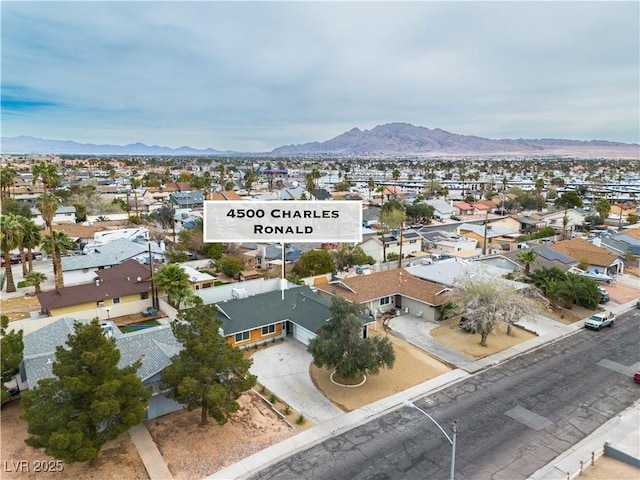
424, 199, 456, 219
20, 318, 183, 419
405, 257, 528, 291
598, 232, 640, 267
215, 286, 374, 347
63, 238, 169, 285
30, 205, 77, 227
169, 191, 204, 208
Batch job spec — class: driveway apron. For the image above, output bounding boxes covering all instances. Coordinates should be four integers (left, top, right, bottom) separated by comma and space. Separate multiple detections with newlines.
250, 340, 344, 424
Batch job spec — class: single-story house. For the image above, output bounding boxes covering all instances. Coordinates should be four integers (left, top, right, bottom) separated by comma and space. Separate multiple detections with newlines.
215, 285, 375, 347
180, 264, 216, 290
424, 199, 456, 219
314, 269, 451, 322
405, 257, 528, 292
30, 206, 77, 227
62, 238, 169, 285
38, 259, 161, 318
541, 209, 586, 236
598, 230, 640, 268
418, 230, 478, 256
514, 215, 547, 235
457, 222, 519, 254
452, 202, 474, 216
169, 191, 204, 208
548, 238, 625, 277
20, 318, 183, 419
209, 190, 243, 201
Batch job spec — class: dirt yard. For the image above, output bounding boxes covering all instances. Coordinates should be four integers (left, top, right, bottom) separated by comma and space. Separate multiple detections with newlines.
1, 390, 299, 480
310, 324, 452, 412
0, 401, 148, 480
578, 455, 640, 479
429, 317, 538, 359
0, 295, 40, 321
145, 391, 298, 480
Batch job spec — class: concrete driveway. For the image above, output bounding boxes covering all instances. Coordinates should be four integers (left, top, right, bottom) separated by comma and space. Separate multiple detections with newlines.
387, 314, 474, 366
249, 340, 343, 424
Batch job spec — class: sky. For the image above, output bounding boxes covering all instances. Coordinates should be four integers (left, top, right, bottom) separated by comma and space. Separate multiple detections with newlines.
1, 1, 639, 152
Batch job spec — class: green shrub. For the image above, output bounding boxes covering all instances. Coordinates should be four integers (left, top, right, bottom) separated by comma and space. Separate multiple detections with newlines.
269, 393, 277, 404
284, 404, 291, 415
17, 280, 28, 288
295, 414, 306, 425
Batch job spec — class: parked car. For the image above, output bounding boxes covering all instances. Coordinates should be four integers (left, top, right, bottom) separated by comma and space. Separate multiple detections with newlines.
598, 286, 609, 303
584, 312, 615, 331
9, 251, 42, 264
450, 215, 462, 221
458, 315, 479, 333
634, 371, 640, 385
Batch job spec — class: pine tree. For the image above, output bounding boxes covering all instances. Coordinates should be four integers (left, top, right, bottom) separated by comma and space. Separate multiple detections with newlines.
1, 315, 23, 403
308, 296, 395, 382
20, 320, 151, 463
161, 304, 257, 426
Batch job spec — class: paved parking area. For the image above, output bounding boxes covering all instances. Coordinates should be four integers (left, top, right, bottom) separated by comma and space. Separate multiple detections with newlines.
249, 340, 343, 424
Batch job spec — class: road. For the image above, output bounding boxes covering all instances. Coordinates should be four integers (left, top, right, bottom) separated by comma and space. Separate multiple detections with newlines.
250, 309, 640, 480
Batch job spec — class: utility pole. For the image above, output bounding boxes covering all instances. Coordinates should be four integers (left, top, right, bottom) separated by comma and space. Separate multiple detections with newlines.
148, 244, 159, 310
482, 211, 489, 255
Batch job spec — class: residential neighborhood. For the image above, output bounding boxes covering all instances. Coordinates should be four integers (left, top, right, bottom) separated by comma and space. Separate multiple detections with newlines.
1, 154, 639, 480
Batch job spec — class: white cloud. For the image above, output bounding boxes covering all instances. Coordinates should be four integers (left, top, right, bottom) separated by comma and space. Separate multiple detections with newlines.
2, 1, 638, 150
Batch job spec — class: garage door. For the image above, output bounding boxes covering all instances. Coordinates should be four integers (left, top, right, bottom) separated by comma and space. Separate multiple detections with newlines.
293, 324, 315, 345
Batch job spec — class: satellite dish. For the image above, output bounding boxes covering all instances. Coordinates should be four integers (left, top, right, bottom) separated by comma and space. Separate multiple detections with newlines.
136, 276, 142, 282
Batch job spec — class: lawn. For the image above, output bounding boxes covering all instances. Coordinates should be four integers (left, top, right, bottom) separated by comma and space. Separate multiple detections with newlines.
120, 320, 160, 333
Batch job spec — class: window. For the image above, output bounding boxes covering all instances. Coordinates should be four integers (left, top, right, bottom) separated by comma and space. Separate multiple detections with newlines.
140, 292, 149, 300
97, 301, 105, 308
235, 331, 250, 343
409, 239, 417, 244
261, 325, 275, 336
112, 297, 121, 304
379, 296, 391, 306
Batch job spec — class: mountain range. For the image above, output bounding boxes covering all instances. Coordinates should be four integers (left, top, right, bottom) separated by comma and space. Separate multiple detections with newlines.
2, 123, 638, 157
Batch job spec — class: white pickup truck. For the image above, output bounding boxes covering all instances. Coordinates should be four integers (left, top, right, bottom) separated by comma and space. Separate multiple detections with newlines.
584, 312, 615, 331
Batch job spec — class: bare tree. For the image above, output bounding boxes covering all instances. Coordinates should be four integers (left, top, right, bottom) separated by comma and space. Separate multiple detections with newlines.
450, 276, 545, 346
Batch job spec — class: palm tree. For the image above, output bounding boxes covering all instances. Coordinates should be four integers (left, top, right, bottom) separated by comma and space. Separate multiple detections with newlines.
392, 169, 401, 193
18, 216, 42, 275
130, 177, 141, 218
557, 273, 584, 310
24, 271, 47, 294
367, 177, 375, 203
0, 165, 17, 201
36, 192, 59, 235
218, 164, 226, 188
516, 249, 537, 276
41, 230, 74, 288
154, 263, 191, 309
32, 160, 62, 195
0, 214, 24, 292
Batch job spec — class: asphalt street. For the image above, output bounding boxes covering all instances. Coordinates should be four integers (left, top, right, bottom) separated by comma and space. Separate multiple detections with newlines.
249, 309, 640, 480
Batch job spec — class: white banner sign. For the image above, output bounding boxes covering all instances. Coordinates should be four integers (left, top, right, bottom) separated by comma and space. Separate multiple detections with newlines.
203, 201, 362, 243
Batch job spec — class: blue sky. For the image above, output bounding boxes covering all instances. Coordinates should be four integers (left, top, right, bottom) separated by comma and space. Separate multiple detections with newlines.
2, 1, 638, 152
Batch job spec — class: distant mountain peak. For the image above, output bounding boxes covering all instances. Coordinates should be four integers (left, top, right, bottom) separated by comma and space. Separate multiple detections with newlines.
269, 122, 639, 158
0, 136, 231, 155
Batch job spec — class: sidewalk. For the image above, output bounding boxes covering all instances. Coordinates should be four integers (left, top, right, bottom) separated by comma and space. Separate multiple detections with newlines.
209, 299, 640, 480
129, 423, 174, 480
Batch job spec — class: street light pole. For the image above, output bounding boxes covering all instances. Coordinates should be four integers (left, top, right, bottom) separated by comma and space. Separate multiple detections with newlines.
403, 400, 459, 480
